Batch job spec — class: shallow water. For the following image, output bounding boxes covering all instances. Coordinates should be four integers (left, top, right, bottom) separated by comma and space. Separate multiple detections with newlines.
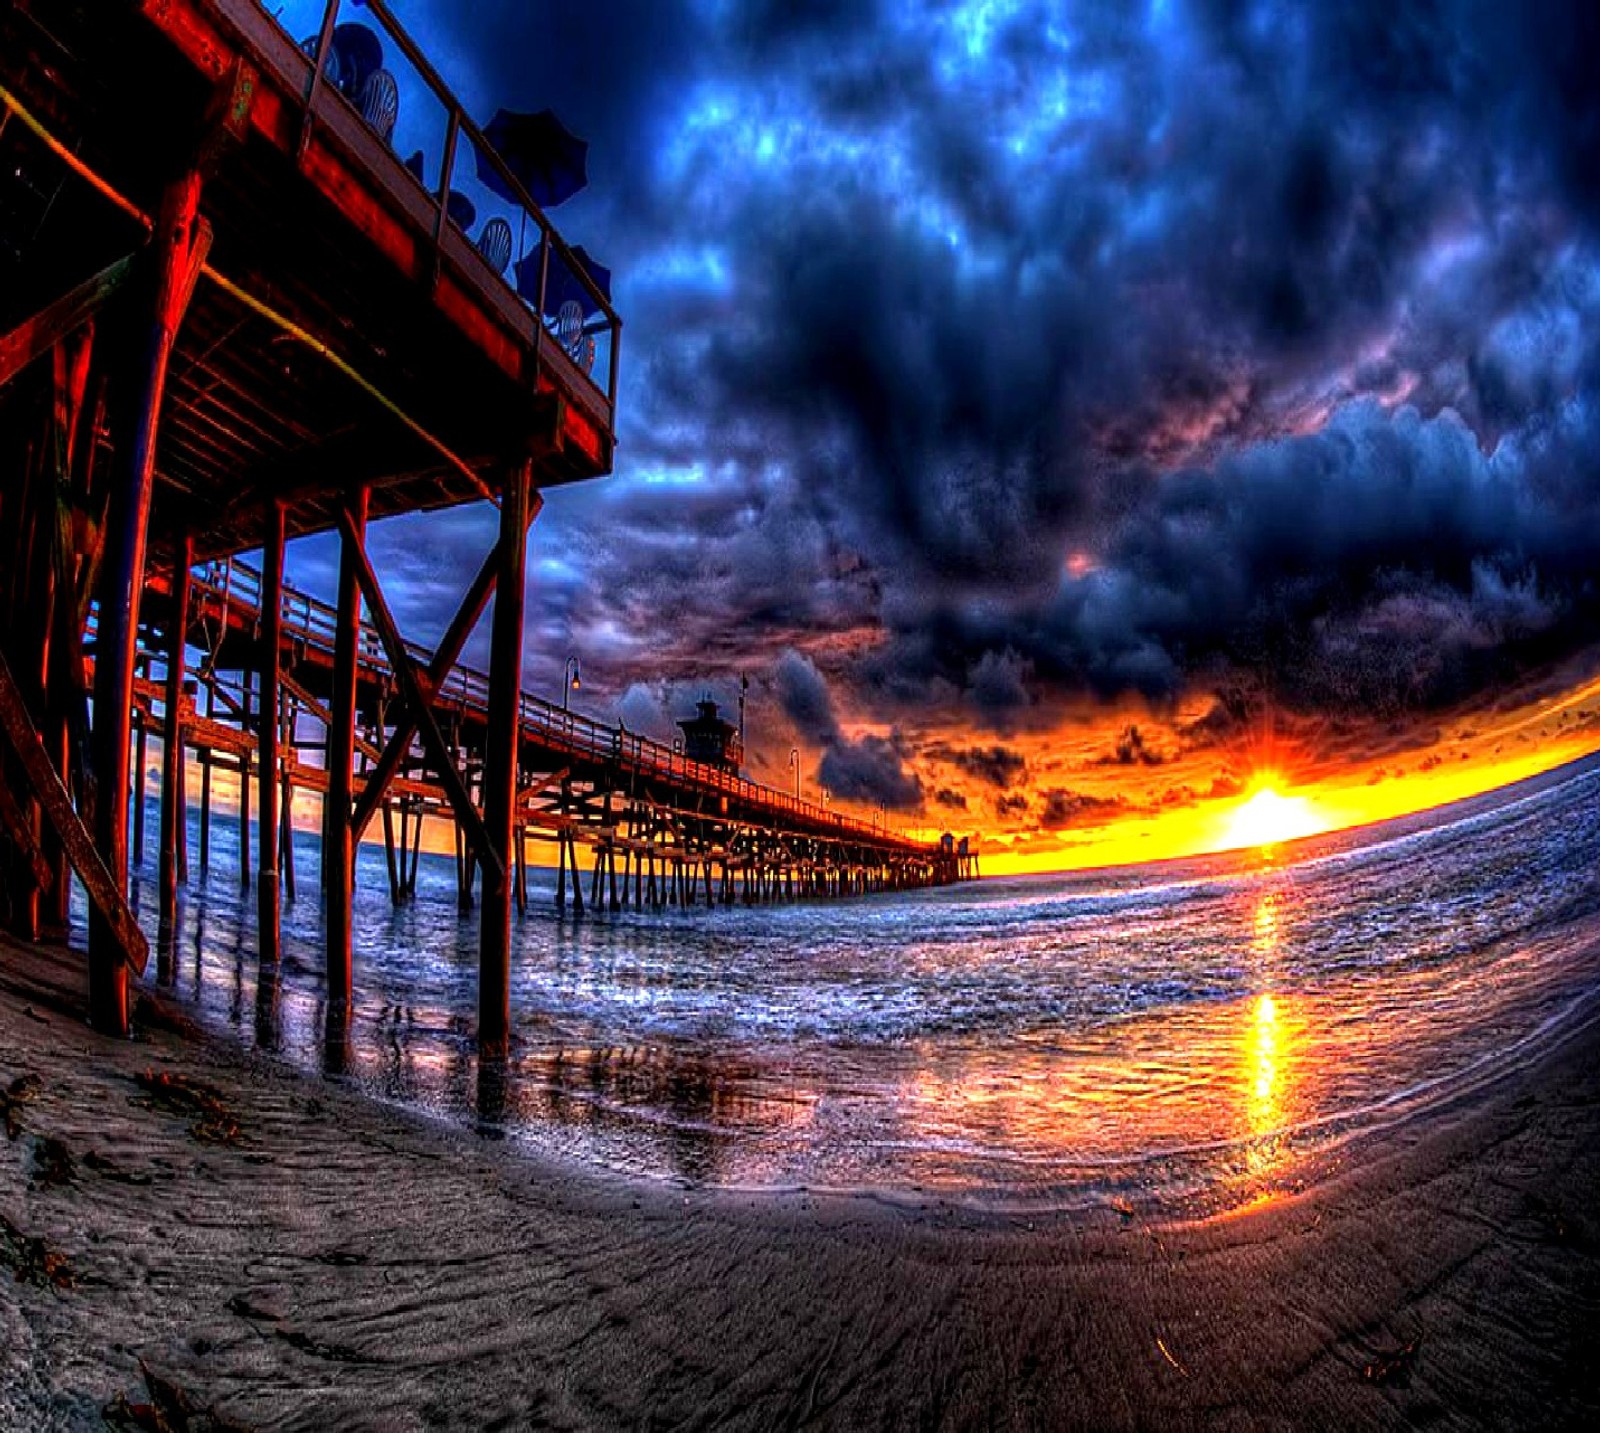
94, 753, 1600, 1214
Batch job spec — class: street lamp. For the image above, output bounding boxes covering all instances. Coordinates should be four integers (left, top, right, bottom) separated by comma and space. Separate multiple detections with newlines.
562, 655, 581, 711
788, 746, 800, 801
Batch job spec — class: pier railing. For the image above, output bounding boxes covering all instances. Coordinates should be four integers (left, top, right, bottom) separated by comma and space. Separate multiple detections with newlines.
241, 0, 620, 429
193, 557, 919, 851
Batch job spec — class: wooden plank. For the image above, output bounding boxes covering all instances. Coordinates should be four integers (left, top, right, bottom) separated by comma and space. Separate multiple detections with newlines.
336, 507, 503, 882
0, 651, 148, 974
0, 252, 140, 391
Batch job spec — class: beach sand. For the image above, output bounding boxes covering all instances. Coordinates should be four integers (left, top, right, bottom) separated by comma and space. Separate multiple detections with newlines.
2, 931, 1598, 1431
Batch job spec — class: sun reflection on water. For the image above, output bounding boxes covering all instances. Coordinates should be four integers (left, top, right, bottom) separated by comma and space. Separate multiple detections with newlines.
97, 755, 1600, 1213
1238, 887, 1300, 1194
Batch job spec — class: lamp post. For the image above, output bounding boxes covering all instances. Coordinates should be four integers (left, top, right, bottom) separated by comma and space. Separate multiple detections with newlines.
788, 746, 800, 801
562, 655, 581, 711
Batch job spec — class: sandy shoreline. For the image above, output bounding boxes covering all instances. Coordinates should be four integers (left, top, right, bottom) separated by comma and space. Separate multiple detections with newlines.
2, 933, 1598, 1430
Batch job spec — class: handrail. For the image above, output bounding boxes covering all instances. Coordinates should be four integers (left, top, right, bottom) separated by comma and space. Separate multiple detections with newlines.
186, 557, 932, 853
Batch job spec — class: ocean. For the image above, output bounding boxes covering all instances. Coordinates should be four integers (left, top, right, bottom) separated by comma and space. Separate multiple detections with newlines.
97, 751, 1600, 1216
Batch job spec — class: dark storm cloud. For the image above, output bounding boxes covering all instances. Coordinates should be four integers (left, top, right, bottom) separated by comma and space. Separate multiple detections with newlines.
925, 741, 1028, 789
774, 648, 837, 746
819, 734, 924, 811
378, 0, 1600, 771
1040, 789, 1128, 829
772, 649, 923, 810
1097, 725, 1166, 768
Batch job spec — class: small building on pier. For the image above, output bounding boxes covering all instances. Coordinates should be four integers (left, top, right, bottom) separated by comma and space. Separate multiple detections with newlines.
678, 698, 743, 773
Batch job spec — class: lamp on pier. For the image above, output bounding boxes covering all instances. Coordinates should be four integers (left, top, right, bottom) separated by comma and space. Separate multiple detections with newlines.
563, 654, 581, 711
788, 746, 801, 801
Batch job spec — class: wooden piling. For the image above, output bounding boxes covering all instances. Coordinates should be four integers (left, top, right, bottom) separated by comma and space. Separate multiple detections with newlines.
385, 805, 401, 902
478, 457, 532, 1056
132, 666, 148, 869
197, 678, 212, 875
407, 801, 422, 896
280, 753, 295, 902
238, 668, 252, 893
555, 826, 568, 910
158, 535, 191, 928
325, 486, 364, 1005
87, 168, 203, 1035
257, 500, 284, 963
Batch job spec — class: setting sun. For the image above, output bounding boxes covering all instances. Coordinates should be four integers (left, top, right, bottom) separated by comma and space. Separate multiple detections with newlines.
1222, 784, 1326, 851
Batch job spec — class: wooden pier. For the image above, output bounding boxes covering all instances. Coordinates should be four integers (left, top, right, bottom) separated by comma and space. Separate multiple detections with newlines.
0, 0, 973, 1052
128, 554, 965, 920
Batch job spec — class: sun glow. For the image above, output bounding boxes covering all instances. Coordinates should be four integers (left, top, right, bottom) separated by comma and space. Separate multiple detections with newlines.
1222, 782, 1325, 851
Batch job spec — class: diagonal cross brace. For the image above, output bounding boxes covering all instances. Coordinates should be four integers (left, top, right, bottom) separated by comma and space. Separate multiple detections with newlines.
350, 491, 542, 839
0, 651, 148, 973
0, 250, 141, 391
336, 508, 504, 884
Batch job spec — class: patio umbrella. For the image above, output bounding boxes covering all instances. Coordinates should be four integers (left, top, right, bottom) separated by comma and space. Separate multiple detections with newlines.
329, 22, 383, 100
514, 243, 611, 312
476, 108, 588, 210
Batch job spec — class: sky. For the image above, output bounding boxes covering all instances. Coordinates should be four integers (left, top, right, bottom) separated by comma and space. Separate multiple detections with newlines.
286, 0, 1600, 873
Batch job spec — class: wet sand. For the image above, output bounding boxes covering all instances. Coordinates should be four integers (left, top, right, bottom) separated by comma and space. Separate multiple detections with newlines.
2, 932, 1598, 1430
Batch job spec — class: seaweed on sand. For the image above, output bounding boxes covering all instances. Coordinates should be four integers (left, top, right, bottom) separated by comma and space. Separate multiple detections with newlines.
0, 1212, 73, 1290
132, 1070, 241, 1145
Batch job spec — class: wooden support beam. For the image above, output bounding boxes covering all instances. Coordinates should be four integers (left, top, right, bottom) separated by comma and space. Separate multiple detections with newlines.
238, 668, 252, 892
258, 501, 284, 962
0, 252, 140, 392
406, 801, 422, 896
383, 804, 401, 903
350, 492, 542, 840
158, 536, 192, 928
132, 682, 148, 868
325, 486, 366, 1005
88, 170, 204, 1032
336, 507, 502, 883
280, 755, 296, 902
479, 458, 533, 1055
0, 651, 147, 975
